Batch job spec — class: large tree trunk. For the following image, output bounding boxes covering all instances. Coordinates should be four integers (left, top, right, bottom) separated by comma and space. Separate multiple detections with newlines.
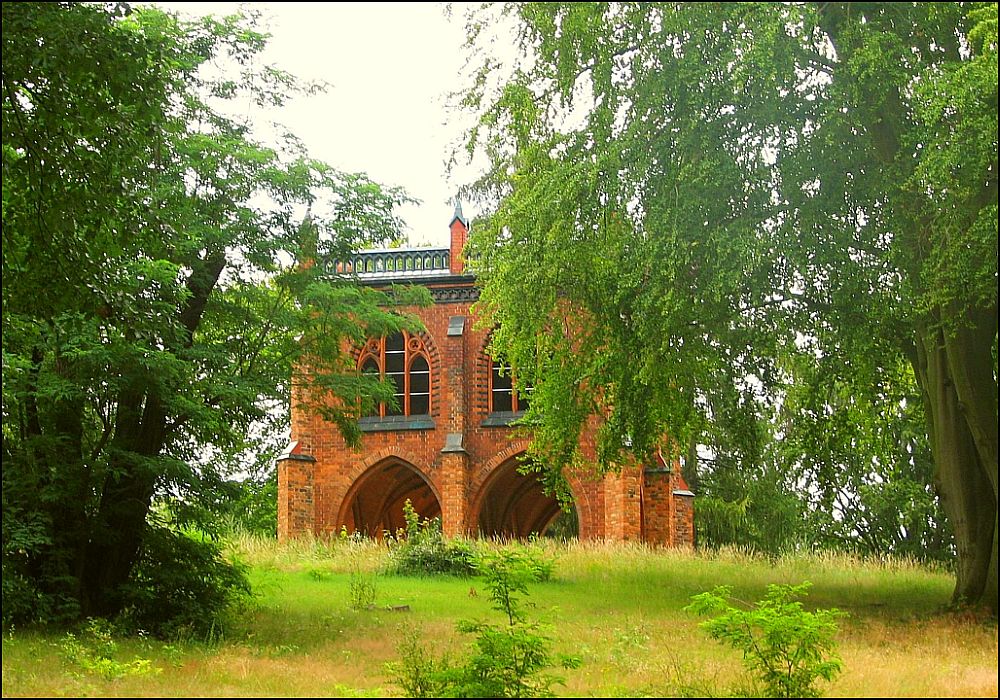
818, 2, 998, 614
913, 305, 998, 613
80, 250, 227, 616
80, 387, 166, 616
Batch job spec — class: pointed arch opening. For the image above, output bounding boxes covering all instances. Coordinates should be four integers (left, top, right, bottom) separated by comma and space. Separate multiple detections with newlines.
474, 456, 578, 540
340, 459, 441, 538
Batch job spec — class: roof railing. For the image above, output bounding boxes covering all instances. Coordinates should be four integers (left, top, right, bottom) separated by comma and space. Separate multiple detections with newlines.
325, 247, 451, 278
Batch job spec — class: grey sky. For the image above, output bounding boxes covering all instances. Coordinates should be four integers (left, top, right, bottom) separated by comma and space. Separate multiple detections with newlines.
158, 2, 475, 247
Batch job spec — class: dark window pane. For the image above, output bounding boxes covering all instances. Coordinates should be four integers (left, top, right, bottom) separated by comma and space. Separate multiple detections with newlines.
385, 350, 405, 374
492, 389, 513, 413
492, 368, 512, 391
388, 371, 405, 393
410, 393, 429, 416
385, 333, 404, 352
386, 374, 405, 416
491, 359, 514, 412
361, 358, 380, 416
410, 370, 429, 395
516, 388, 531, 412
387, 371, 405, 416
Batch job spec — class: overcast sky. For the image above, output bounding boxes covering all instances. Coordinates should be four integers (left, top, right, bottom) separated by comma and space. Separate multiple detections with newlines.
158, 2, 478, 248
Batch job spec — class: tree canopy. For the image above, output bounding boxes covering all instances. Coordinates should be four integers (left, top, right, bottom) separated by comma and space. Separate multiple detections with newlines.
2, 2, 420, 625
459, 2, 997, 610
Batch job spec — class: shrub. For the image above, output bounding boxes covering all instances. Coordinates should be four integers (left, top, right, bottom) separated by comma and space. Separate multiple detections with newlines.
387, 547, 579, 698
1, 500, 80, 628
686, 581, 845, 698
386, 626, 453, 698
384, 501, 477, 577
117, 527, 252, 641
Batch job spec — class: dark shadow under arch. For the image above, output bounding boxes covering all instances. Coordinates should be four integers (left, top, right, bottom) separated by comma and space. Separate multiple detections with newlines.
475, 457, 578, 539
341, 459, 440, 538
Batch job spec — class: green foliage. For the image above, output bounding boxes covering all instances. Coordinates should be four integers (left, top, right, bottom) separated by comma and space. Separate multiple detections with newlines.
686, 583, 845, 698
1, 493, 78, 628
116, 527, 252, 641
385, 501, 478, 577
779, 358, 953, 564
349, 569, 379, 611
59, 619, 159, 680
458, 1, 995, 608
2, 1, 424, 625
694, 464, 805, 558
168, 466, 280, 539
387, 548, 578, 698
387, 626, 453, 699
690, 353, 951, 563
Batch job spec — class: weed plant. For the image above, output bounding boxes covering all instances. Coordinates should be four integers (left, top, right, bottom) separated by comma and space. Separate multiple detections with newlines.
59, 619, 159, 680
687, 582, 845, 698
386, 547, 579, 697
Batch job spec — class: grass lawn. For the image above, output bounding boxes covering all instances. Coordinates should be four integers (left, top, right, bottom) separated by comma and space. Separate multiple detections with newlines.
2, 538, 996, 697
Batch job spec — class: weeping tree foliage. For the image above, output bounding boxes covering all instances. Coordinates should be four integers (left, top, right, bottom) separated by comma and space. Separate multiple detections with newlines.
2, 2, 422, 623
779, 355, 953, 563
689, 357, 950, 561
459, 3, 996, 610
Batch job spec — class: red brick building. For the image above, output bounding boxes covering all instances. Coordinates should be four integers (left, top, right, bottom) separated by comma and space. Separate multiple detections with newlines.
278, 205, 694, 545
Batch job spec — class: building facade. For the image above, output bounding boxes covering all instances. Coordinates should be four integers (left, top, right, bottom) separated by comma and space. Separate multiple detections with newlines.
277, 206, 694, 545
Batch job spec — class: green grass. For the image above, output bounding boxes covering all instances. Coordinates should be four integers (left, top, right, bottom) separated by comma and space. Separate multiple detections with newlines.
2, 538, 996, 697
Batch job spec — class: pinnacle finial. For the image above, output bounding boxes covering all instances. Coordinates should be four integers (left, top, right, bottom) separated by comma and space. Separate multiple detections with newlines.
451, 197, 468, 227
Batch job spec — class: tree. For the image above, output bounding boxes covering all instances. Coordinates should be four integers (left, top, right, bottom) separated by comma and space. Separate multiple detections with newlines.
2, 2, 419, 622
778, 353, 953, 563
458, 3, 996, 610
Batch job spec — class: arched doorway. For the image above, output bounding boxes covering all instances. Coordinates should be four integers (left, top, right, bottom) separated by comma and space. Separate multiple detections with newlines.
341, 459, 440, 538
474, 456, 578, 539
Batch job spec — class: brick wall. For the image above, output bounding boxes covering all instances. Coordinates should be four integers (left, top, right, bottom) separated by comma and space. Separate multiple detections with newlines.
278, 224, 694, 546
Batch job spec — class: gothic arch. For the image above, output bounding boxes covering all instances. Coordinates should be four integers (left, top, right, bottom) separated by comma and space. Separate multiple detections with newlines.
470, 439, 533, 498
337, 451, 441, 538
469, 447, 581, 539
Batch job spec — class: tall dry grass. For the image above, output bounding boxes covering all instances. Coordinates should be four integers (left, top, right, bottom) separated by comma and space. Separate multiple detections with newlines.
2, 537, 995, 698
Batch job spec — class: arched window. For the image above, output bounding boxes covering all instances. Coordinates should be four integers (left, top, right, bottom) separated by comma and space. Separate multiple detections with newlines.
489, 358, 531, 413
358, 332, 431, 418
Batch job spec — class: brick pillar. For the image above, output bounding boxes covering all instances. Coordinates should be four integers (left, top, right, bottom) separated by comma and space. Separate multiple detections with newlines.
641, 466, 673, 546
603, 467, 643, 541
672, 488, 695, 549
440, 313, 469, 536
439, 448, 470, 537
621, 466, 643, 541
277, 452, 315, 542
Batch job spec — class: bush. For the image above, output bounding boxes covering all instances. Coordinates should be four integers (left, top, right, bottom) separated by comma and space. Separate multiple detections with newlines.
385, 501, 478, 577
387, 626, 453, 698
117, 527, 252, 640
387, 547, 578, 698
686, 582, 845, 698
1, 499, 80, 629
